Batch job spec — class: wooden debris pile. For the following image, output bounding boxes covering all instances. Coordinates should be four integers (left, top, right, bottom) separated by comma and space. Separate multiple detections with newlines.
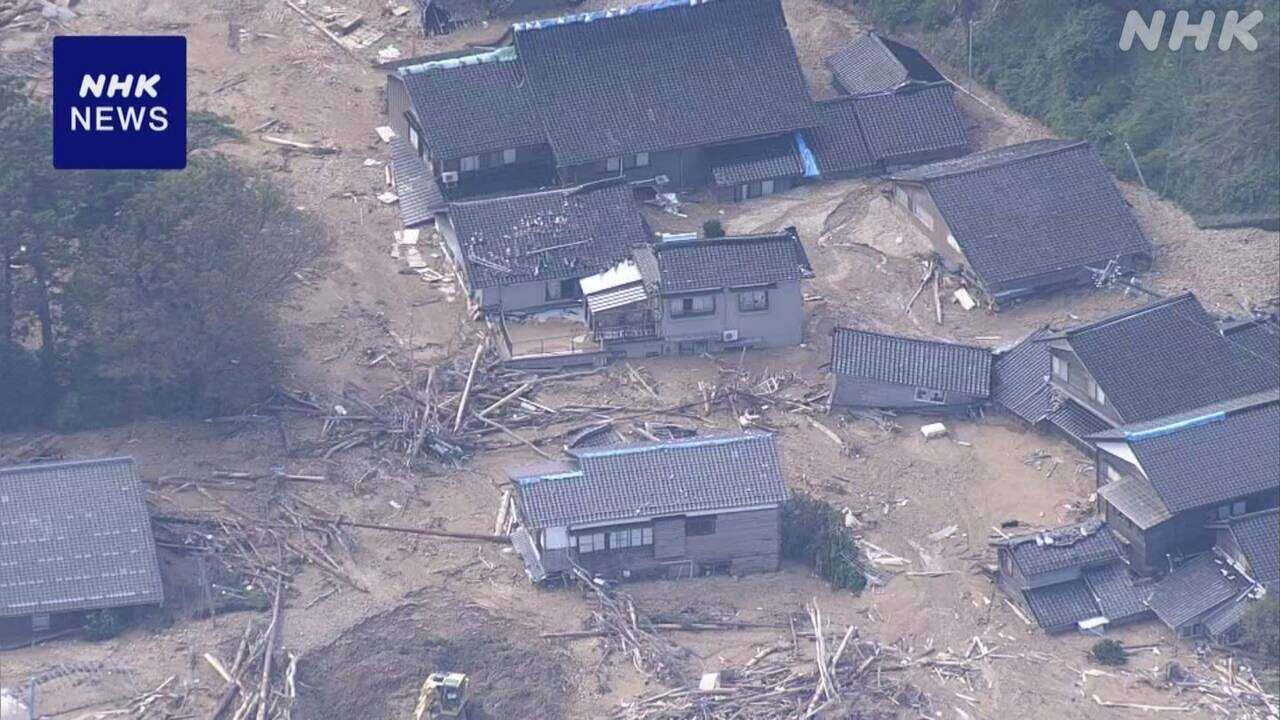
611, 602, 933, 720
573, 569, 694, 685
208, 584, 299, 720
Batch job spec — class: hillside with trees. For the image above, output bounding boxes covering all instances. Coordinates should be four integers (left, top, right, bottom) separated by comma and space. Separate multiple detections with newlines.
846, 0, 1280, 223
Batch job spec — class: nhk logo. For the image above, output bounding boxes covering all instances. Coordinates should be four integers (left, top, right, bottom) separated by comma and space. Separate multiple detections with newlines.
53, 36, 186, 169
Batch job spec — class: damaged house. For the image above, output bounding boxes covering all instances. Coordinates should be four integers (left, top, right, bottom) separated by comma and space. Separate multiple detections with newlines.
1145, 553, 1259, 641
409, 0, 579, 36
994, 519, 1150, 634
384, 0, 971, 215
1090, 390, 1280, 576
991, 294, 1280, 450
827, 327, 992, 412
0, 458, 164, 638
825, 31, 946, 96
510, 433, 788, 582
888, 139, 1152, 304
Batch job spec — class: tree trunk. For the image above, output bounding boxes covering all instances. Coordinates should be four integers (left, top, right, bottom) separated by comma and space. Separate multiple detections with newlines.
29, 253, 57, 404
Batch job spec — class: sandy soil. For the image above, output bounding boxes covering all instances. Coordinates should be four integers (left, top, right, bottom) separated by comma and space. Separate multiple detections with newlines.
1, 0, 1276, 718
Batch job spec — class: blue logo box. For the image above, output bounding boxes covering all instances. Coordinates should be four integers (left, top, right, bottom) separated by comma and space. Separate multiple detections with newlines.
52, 35, 186, 170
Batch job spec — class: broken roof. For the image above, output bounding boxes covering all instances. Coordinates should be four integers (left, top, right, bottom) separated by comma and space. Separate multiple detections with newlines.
1147, 554, 1245, 630
852, 83, 967, 166
825, 32, 945, 95
997, 519, 1123, 578
389, 137, 446, 227
396, 50, 545, 160
1065, 294, 1280, 423
990, 328, 1052, 423
1023, 580, 1101, 631
1084, 563, 1149, 623
806, 98, 877, 176
1222, 511, 1280, 590
651, 229, 812, 294
1091, 391, 1279, 514
891, 139, 1151, 291
830, 327, 992, 397
511, 0, 816, 166
514, 433, 787, 529
0, 458, 164, 618
445, 179, 650, 290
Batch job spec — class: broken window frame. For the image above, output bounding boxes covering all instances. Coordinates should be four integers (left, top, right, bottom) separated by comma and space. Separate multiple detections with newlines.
736, 289, 769, 313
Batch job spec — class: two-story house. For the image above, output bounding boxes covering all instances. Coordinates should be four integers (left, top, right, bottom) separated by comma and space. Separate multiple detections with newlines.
1090, 390, 1280, 576
888, 139, 1152, 305
510, 433, 788, 582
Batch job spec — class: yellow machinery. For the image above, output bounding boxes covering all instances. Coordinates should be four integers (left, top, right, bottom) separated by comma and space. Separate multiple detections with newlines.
413, 672, 471, 719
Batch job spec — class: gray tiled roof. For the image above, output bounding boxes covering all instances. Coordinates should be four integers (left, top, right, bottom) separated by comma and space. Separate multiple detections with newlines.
1023, 580, 1100, 631
1098, 476, 1172, 530
1203, 595, 1251, 637
830, 328, 992, 397
999, 519, 1123, 577
1224, 512, 1280, 589
807, 98, 876, 176
0, 458, 164, 618
446, 179, 650, 290
991, 329, 1052, 423
891, 139, 1151, 292
511, 0, 816, 166
389, 137, 446, 228
1221, 317, 1280, 374
1045, 399, 1112, 449
514, 433, 787, 529
708, 135, 805, 187
1118, 393, 1279, 513
1084, 563, 1149, 623
853, 83, 968, 166
653, 230, 811, 294
825, 33, 944, 96
1147, 554, 1243, 630
397, 55, 546, 161
1066, 295, 1280, 423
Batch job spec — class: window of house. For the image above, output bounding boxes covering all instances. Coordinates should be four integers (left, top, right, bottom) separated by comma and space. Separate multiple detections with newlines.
460, 155, 480, 172
634, 152, 650, 168
502, 148, 517, 164
669, 295, 716, 318
914, 387, 946, 404
1051, 355, 1069, 382
686, 515, 717, 536
1233, 500, 1247, 516
575, 531, 607, 553
546, 279, 579, 302
609, 526, 654, 550
605, 157, 622, 172
408, 125, 420, 152
737, 289, 769, 312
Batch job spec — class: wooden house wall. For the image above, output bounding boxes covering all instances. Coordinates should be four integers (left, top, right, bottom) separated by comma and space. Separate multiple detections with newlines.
656, 280, 805, 352
829, 375, 983, 411
559, 148, 709, 190
1048, 345, 1123, 424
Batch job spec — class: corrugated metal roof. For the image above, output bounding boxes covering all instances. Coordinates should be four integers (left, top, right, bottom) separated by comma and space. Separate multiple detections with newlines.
585, 283, 648, 313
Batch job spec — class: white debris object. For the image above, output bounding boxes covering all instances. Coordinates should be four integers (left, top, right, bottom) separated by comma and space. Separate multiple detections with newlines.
699, 673, 722, 691
377, 45, 402, 63
374, 126, 396, 143
391, 5, 411, 16
377, 191, 399, 204
954, 287, 977, 310
920, 422, 948, 440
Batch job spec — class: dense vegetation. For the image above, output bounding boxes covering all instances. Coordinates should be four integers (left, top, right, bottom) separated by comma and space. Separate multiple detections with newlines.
1090, 638, 1129, 666
0, 79, 328, 430
846, 0, 1280, 219
782, 492, 868, 592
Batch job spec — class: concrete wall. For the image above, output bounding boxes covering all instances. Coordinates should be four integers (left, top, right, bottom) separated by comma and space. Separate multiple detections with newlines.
830, 375, 983, 411
657, 281, 804, 352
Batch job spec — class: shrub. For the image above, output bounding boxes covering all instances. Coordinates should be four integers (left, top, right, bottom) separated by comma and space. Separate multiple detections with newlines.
1240, 594, 1280, 661
1091, 638, 1128, 666
782, 493, 867, 592
82, 608, 127, 641
702, 219, 725, 238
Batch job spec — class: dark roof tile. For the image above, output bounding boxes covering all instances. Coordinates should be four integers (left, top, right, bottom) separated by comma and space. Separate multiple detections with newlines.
1147, 554, 1244, 630
0, 458, 164, 618
1023, 580, 1100, 631
1224, 512, 1280, 590
708, 134, 805, 187
515, 433, 787, 528
826, 33, 944, 95
389, 137, 446, 227
512, 0, 816, 165
654, 230, 811, 294
1084, 563, 1149, 622
892, 139, 1151, 291
853, 83, 967, 166
807, 98, 876, 176
830, 327, 992, 397
999, 519, 1123, 577
991, 329, 1052, 422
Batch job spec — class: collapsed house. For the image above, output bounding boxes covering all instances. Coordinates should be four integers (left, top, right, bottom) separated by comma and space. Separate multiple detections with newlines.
409, 0, 579, 36
384, 0, 970, 213
509, 433, 788, 582
1145, 553, 1258, 641
991, 294, 1280, 450
825, 31, 946, 96
0, 458, 164, 638
994, 519, 1150, 634
1214, 510, 1280, 592
1090, 390, 1280, 575
827, 327, 992, 412
888, 139, 1153, 304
